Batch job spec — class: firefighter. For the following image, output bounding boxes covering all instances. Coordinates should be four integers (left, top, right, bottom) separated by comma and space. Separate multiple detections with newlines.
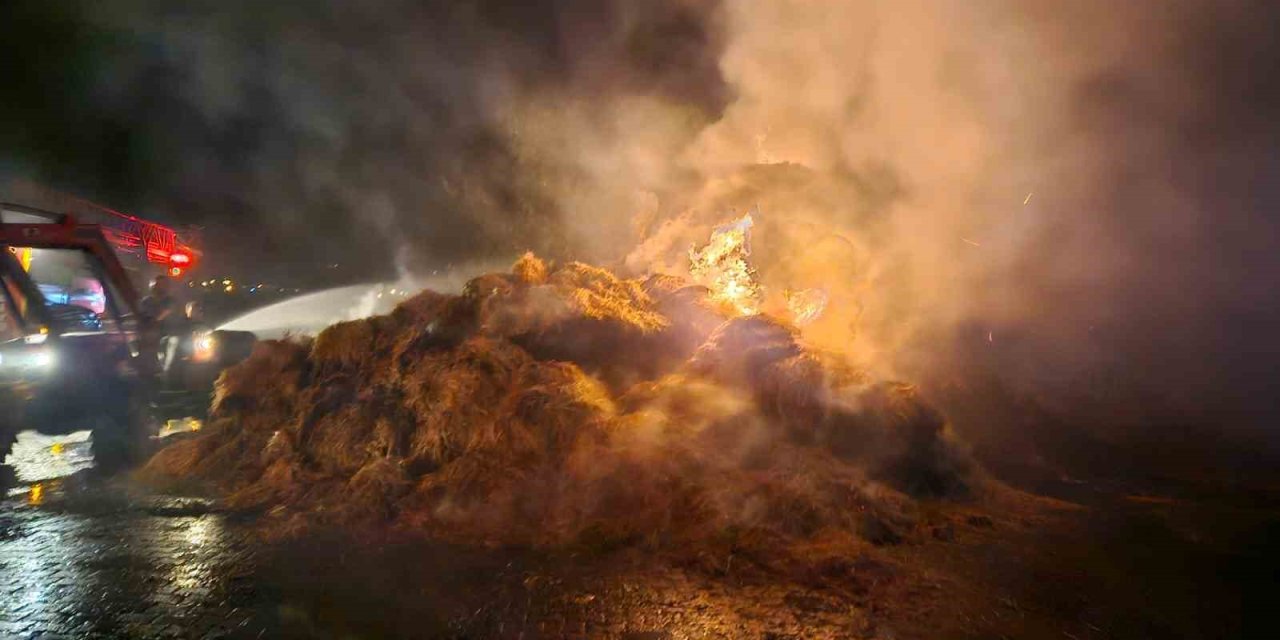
139, 275, 186, 380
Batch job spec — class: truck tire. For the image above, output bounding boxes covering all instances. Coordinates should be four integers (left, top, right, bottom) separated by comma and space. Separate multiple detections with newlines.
0, 422, 13, 464
0, 389, 19, 489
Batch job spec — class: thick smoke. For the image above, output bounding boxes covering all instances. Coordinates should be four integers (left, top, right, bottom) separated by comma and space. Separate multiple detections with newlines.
591, 0, 1276, 442
622, 0, 1280, 442
3, 0, 727, 282
6, 0, 1280, 441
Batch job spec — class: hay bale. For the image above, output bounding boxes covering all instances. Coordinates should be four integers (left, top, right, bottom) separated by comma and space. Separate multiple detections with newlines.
465, 260, 701, 387
644, 277, 726, 357
339, 458, 413, 521
464, 272, 519, 301
311, 319, 378, 375
475, 260, 668, 339
400, 337, 539, 470
211, 339, 310, 417
548, 262, 668, 332
689, 315, 804, 384
141, 257, 974, 553
512, 251, 549, 285
687, 316, 966, 496
819, 382, 970, 497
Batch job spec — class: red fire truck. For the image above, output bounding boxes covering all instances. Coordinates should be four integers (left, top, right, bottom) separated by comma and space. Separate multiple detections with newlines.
0, 190, 254, 469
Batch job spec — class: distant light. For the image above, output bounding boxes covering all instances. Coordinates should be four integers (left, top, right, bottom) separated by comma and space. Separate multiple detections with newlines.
222, 279, 232, 286
224, 285, 234, 293
169, 252, 192, 266
33, 350, 55, 368
23, 333, 47, 345
169, 266, 184, 277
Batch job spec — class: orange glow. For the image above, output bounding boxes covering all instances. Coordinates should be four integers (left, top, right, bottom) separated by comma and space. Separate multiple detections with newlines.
785, 288, 828, 326
28, 483, 44, 505
8, 247, 33, 271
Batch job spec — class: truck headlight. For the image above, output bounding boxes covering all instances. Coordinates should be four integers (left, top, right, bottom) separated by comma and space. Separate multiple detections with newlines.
193, 332, 216, 362
32, 349, 55, 368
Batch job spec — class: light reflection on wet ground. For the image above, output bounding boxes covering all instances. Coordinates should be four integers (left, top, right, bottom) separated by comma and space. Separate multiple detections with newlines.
0, 432, 278, 638
0, 495, 274, 638
5, 429, 95, 487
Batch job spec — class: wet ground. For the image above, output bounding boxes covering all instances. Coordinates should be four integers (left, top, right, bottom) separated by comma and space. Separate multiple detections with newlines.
0, 431, 869, 639
4, 429, 1280, 639
1, 432, 277, 639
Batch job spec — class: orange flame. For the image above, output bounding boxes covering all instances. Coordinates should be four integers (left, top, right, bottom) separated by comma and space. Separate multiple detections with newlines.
786, 288, 828, 326
689, 212, 762, 315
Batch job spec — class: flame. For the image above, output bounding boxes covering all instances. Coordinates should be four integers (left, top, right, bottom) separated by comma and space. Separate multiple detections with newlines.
689, 212, 762, 315
786, 288, 828, 326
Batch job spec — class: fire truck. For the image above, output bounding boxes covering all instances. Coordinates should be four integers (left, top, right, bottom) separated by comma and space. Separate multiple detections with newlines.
0, 187, 255, 469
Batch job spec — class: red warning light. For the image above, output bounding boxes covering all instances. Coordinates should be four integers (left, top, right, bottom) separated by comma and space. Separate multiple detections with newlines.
167, 250, 195, 278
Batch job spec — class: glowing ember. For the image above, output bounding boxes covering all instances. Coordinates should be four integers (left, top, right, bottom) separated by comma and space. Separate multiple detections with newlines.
689, 212, 762, 315
785, 288, 828, 326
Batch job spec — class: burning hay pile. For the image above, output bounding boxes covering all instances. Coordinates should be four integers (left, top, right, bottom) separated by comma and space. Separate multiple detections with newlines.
143, 231, 972, 553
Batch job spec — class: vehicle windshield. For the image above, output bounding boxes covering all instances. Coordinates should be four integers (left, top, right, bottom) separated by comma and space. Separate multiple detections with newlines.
12, 247, 113, 333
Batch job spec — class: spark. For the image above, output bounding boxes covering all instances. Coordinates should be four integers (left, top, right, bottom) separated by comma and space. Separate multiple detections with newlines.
1023, 192, 1034, 205
962, 237, 981, 247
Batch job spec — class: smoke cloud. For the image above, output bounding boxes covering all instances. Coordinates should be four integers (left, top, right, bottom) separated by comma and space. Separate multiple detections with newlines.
4, 0, 1280, 440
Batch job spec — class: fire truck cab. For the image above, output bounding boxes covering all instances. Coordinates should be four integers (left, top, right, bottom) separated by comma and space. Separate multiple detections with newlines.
0, 202, 254, 469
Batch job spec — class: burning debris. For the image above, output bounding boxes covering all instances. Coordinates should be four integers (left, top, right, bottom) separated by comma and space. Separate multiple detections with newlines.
688, 211, 763, 316
142, 241, 972, 558
785, 287, 829, 326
